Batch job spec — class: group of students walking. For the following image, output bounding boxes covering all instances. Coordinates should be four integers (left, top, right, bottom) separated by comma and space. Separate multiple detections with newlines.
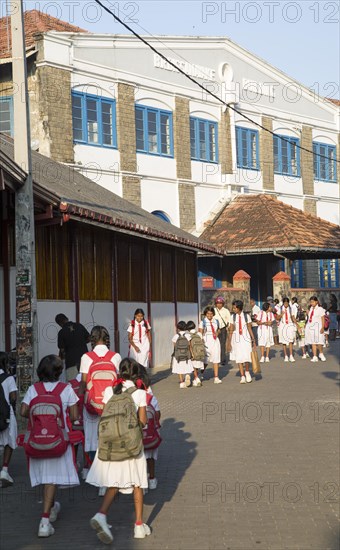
0, 296, 333, 543
0, 309, 160, 544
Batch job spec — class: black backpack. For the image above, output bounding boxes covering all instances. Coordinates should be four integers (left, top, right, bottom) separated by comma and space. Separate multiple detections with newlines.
0, 373, 11, 432
174, 335, 191, 362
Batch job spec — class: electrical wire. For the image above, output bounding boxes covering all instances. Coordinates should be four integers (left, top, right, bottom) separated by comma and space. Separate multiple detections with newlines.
93, 0, 339, 165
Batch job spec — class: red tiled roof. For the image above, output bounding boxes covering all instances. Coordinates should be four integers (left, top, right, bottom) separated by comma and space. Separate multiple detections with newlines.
233, 270, 251, 280
273, 271, 291, 281
326, 98, 340, 107
0, 9, 87, 60
201, 194, 340, 256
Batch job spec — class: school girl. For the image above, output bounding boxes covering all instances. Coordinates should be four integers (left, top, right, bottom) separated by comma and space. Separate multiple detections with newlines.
127, 309, 152, 368
227, 300, 256, 383
186, 320, 204, 387
136, 365, 161, 490
0, 352, 17, 487
20, 355, 79, 538
305, 296, 326, 362
277, 297, 297, 362
199, 307, 222, 384
296, 310, 309, 359
87, 358, 150, 543
171, 321, 194, 388
79, 326, 121, 486
257, 302, 275, 363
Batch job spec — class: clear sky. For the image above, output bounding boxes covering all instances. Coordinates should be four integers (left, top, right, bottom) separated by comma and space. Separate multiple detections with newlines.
11, 0, 340, 98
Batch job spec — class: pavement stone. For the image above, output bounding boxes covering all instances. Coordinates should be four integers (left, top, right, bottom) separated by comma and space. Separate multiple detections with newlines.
0, 341, 339, 550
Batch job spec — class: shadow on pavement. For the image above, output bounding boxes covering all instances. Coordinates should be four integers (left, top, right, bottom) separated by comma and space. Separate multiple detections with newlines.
144, 417, 197, 528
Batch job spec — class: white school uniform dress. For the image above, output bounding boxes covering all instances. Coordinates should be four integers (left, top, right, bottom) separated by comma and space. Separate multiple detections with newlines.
171, 332, 194, 374
305, 305, 326, 346
86, 380, 148, 493
80, 345, 121, 453
144, 387, 160, 461
278, 306, 296, 344
230, 313, 252, 364
0, 370, 17, 450
22, 382, 79, 487
189, 329, 205, 371
199, 318, 221, 364
257, 311, 275, 348
127, 319, 151, 368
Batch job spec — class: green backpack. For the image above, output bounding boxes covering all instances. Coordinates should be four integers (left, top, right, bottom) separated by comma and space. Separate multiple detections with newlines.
98, 387, 143, 462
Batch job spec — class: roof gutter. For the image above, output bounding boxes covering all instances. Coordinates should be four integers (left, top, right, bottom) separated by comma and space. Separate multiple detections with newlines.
59, 201, 223, 256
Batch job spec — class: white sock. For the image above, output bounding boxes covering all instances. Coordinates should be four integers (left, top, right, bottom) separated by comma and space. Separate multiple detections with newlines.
41, 517, 50, 525
2, 466, 8, 473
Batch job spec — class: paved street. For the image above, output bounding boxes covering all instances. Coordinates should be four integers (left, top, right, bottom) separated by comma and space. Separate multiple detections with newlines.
1, 341, 339, 550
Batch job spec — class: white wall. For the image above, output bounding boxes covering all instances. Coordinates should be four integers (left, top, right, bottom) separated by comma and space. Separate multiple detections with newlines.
317, 202, 340, 225
177, 303, 199, 325
141, 179, 178, 225
151, 302, 175, 367
137, 154, 176, 180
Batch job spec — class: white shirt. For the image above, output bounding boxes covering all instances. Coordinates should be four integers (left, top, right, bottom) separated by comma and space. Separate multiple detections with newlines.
80, 345, 121, 375
280, 306, 294, 324
103, 380, 147, 412
172, 331, 191, 344
308, 305, 325, 323
199, 318, 220, 336
251, 304, 261, 327
213, 307, 231, 328
127, 320, 151, 344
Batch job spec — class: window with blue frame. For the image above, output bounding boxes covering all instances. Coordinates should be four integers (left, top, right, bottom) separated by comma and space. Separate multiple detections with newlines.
135, 105, 173, 157
190, 117, 218, 162
236, 126, 259, 170
273, 134, 300, 176
0, 96, 13, 136
313, 142, 337, 182
71, 91, 117, 147
291, 260, 303, 288
319, 259, 339, 288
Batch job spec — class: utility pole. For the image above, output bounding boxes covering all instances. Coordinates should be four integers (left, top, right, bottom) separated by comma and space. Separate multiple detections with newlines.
10, 0, 38, 395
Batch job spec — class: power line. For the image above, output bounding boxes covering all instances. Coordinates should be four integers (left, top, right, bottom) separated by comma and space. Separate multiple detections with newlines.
93, 0, 339, 166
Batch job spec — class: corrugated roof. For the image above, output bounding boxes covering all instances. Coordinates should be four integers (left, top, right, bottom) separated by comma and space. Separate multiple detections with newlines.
0, 9, 87, 60
201, 194, 340, 256
0, 133, 220, 254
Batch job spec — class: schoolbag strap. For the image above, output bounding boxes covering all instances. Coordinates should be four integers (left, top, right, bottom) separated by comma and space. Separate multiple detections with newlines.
103, 351, 116, 362
87, 351, 100, 361
34, 382, 46, 395
0, 373, 9, 385
51, 382, 68, 397
125, 386, 137, 395
146, 393, 153, 406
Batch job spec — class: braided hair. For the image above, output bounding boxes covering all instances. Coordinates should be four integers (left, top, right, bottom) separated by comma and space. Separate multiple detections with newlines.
90, 326, 110, 350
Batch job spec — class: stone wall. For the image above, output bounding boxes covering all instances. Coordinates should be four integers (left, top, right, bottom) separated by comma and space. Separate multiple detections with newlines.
174, 96, 191, 180
260, 116, 274, 190
116, 83, 137, 173
178, 183, 196, 231
218, 108, 233, 174
37, 65, 74, 163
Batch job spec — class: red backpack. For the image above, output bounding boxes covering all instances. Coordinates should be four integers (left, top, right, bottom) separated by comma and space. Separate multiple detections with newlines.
69, 378, 84, 427
23, 382, 69, 459
85, 351, 117, 416
142, 393, 162, 451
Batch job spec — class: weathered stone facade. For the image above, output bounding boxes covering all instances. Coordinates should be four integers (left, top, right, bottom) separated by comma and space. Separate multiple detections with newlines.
36, 65, 74, 163
122, 175, 141, 206
116, 83, 137, 173
303, 198, 317, 217
218, 108, 233, 174
260, 116, 274, 190
301, 125, 314, 196
174, 96, 191, 180
178, 183, 196, 231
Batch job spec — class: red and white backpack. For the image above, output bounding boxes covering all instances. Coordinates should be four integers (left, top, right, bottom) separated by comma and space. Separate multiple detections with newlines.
85, 351, 117, 416
142, 393, 162, 451
23, 382, 69, 459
